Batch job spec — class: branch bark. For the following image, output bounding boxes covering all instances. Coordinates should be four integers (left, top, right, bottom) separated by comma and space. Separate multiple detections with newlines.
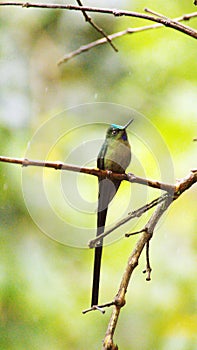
75, 0, 118, 52
89, 193, 169, 248
58, 9, 197, 64
0, 155, 175, 192
1, 2, 197, 41
100, 170, 196, 349
0, 154, 196, 349
1, 2, 197, 65
1, 3, 196, 349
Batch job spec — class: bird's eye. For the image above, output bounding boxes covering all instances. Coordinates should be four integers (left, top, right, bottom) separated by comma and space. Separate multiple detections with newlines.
112, 129, 118, 135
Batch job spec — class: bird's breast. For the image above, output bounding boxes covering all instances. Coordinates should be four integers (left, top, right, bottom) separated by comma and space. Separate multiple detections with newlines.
104, 141, 131, 173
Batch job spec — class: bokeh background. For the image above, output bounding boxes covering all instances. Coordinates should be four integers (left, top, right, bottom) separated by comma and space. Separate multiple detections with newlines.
0, 1, 196, 349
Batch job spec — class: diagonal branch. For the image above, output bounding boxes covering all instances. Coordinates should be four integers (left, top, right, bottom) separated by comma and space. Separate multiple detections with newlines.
1, 3, 197, 65
88, 193, 169, 248
57, 10, 197, 63
0, 157, 196, 349
102, 195, 172, 350
75, 0, 118, 52
91, 170, 196, 349
1, 2, 197, 40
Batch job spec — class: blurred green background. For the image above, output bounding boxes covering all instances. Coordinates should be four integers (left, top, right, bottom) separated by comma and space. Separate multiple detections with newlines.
0, 1, 196, 349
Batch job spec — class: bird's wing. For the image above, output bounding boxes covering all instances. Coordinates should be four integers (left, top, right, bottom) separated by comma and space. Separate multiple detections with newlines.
97, 139, 108, 170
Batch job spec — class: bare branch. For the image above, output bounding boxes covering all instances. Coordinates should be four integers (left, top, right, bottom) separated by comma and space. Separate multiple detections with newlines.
0, 154, 196, 350
81, 169, 197, 349
144, 8, 169, 19
89, 169, 197, 249
82, 301, 114, 314
143, 241, 152, 281
101, 171, 196, 349
125, 228, 145, 237
58, 11, 197, 64
89, 194, 169, 248
0, 156, 175, 192
1, 2, 197, 41
75, 0, 118, 52
1, 2, 197, 64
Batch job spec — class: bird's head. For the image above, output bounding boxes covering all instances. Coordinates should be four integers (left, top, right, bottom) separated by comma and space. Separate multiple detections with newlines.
106, 119, 133, 142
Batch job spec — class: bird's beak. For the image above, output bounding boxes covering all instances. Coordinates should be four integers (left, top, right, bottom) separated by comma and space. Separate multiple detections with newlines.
123, 118, 134, 130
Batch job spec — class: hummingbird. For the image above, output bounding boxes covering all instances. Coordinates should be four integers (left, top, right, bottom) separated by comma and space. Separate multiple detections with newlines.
91, 119, 133, 307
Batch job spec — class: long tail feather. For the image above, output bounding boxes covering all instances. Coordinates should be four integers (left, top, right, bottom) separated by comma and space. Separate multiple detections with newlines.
91, 207, 107, 306
91, 178, 120, 306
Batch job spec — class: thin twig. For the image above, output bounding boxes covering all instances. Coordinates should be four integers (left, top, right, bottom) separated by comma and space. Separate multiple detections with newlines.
89, 194, 169, 248
144, 7, 169, 19
57, 11, 197, 64
85, 170, 196, 328
76, 0, 118, 52
102, 171, 196, 349
0, 158, 196, 349
143, 241, 152, 281
125, 228, 146, 237
82, 301, 115, 314
103, 197, 170, 349
127, 173, 175, 192
1, 2, 197, 40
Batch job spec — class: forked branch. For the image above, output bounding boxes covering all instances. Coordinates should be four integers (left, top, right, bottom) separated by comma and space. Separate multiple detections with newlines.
0, 2, 197, 65
86, 170, 197, 350
58, 10, 197, 64
0, 154, 196, 349
75, 0, 117, 52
